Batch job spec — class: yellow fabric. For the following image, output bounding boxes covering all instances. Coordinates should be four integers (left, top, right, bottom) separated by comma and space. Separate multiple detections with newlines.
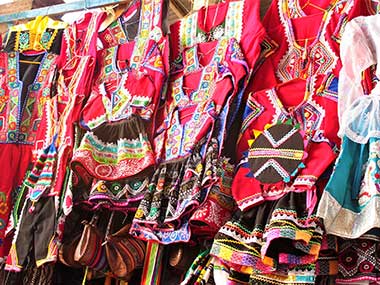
6, 16, 67, 52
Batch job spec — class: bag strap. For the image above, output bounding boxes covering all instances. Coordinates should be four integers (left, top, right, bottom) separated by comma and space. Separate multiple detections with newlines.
102, 211, 116, 245
83, 212, 100, 227
105, 211, 115, 237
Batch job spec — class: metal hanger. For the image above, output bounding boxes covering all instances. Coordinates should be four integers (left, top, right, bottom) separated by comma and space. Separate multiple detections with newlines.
0, 0, 128, 24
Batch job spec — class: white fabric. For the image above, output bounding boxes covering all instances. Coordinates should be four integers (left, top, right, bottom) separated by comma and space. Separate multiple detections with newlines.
338, 15, 380, 137
345, 94, 380, 143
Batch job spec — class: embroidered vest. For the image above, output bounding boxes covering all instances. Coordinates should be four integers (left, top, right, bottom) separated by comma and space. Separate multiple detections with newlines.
0, 51, 57, 146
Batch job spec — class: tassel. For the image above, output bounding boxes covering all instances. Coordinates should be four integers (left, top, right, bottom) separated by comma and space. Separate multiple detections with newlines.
28, 201, 36, 214
285, 118, 293, 125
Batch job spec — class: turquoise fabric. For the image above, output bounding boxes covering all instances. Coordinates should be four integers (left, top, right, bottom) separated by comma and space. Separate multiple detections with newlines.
324, 136, 368, 214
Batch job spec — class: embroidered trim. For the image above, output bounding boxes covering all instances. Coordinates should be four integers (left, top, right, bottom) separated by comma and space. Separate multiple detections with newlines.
253, 159, 292, 180
317, 74, 338, 102
276, 0, 340, 82
2, 52, 56, 145
130, 0, 163, 68
72, 129, 155, 180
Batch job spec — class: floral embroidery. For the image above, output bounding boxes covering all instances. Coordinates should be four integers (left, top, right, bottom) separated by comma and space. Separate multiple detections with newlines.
9, 17, 66, 53
0, 192, 7, 217
337, 239, 380, 282
86, 178, 149, 211
358, 139, 380, 207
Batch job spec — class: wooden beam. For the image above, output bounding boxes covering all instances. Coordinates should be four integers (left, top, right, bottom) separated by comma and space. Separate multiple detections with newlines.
0, 0, 127, 23
33, 0, 65, 9
169, 0, 190, 18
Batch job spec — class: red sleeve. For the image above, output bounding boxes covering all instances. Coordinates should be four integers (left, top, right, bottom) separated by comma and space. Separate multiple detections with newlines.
293, 141, 337, 190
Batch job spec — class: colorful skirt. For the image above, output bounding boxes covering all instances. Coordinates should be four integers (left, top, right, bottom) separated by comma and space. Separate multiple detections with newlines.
249, 268, 316, 285
71, 115, 155, 182
210, 191, 323, 275
131, 139, 221, 244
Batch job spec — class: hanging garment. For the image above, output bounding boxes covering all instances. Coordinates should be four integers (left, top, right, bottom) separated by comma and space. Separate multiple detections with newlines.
130, 37, 249, 244
246, 233, 338, 284
209, 78, 341, 279
71, 0, 168, 208
233, 78, 337, 211
3, 16, 67, 54
336, 15, 380, 136
4, 12, 105, 272
0, 48, 57, 260
317, 15, 380, 239
188, 154, 235, 239
251, 0, 369, 93
98, 0, 141, 49
6, 196, 58, 271
313, 14, 380, 284
169, 0, 268, 71
52, 11, 106, 212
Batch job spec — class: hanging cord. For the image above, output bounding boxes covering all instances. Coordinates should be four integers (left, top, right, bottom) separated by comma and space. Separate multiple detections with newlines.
203, 0, 209, 29
202, 0, 221, 35
82, 266, 88, 285
211, 0, 220, 29
4, 268, 10, 285
102, 211, 115, 246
